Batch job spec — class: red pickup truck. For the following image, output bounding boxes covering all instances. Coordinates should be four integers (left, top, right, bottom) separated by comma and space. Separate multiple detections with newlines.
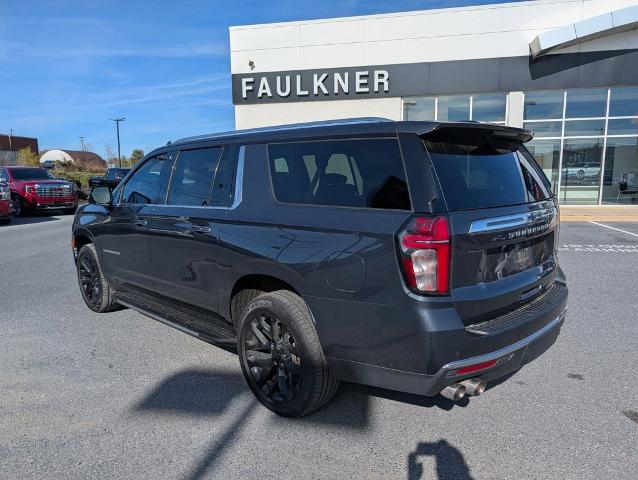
0, 166, 78, 216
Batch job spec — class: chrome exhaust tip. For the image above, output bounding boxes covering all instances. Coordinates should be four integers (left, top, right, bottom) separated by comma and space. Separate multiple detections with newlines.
440, 383, 466, 401
460, 378, 487, 396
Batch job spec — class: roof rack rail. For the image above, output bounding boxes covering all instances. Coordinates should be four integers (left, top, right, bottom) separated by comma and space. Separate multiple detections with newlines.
170, 117, 393, 145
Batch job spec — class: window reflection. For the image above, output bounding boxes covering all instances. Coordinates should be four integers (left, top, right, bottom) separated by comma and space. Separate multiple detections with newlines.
560, 139, 602, 204
403, 97, 435, 121
609, 87, 638, 117
564, 119, 605, 137
525, 139, 561, 193
603, 137, 638, 204
523, 121, 562, 137
565, 88, 607, 118
472, 93, 506, 122
524, 91, 563, 120
607, 118, 638, 136
437, 95, 470, 121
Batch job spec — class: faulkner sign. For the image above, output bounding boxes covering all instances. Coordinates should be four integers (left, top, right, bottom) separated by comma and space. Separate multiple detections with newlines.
232, 66, 400, 105
232, 51, 638, 105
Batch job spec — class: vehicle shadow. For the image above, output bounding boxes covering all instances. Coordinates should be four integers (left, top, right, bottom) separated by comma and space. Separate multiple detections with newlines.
133, 367, 473, 480
407, 440, 474, 480
133, 369, 247, 416
8, 212, 66, 226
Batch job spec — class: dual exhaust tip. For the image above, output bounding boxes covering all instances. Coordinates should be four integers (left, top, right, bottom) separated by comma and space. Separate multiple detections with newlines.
440, 378, 486, 401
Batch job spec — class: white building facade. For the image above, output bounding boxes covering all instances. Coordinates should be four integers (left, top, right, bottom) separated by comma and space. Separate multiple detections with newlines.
230, 0, 638, 205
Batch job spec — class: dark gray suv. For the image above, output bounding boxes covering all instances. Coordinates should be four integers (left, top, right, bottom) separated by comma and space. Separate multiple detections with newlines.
72, 118, 568, 417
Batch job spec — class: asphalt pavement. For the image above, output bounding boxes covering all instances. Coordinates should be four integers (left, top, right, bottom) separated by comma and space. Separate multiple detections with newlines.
1, 214, 637, 479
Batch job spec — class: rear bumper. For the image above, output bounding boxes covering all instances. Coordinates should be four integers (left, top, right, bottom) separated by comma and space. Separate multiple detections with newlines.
328, 308, 566, 396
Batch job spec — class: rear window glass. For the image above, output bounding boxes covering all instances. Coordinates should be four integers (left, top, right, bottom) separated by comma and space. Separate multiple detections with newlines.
425, 133, 552, 210
267, 138, 411, 210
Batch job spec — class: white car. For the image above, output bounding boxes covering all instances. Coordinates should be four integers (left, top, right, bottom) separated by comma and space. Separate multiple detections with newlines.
562, 162, 601, 180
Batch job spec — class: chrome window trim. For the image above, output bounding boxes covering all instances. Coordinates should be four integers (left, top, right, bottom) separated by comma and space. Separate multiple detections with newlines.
130, 144, 246, 211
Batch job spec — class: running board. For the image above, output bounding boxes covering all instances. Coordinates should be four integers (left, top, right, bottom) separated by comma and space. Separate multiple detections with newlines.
114, 291, 237, 347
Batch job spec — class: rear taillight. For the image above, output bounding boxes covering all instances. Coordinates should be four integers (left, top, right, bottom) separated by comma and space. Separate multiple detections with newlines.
398, 216, 450, 294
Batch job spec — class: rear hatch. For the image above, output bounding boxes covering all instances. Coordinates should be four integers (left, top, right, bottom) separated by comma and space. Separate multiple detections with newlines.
424, 126, 559, 326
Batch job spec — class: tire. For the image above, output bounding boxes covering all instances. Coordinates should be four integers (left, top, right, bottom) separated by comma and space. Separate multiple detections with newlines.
63, 206, 77, 215
576, 169, 585, 180
76, 244, 119, 313
0, 217, 10, 225
237, 290, 339, 417
12, 195, 24, 217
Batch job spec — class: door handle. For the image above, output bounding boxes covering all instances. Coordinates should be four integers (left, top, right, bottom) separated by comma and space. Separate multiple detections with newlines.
190, 224, 211, 233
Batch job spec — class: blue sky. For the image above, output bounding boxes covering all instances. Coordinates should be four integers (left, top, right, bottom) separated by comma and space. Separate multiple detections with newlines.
0, 0, 519, 159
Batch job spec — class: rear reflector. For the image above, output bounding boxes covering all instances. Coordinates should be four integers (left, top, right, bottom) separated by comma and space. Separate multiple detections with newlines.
456, 359, 498, 375
398, 216, 450, 294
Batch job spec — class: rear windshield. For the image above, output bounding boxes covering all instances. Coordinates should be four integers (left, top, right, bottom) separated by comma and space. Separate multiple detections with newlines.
10, 168, 54, 181
425, 131, 552, 210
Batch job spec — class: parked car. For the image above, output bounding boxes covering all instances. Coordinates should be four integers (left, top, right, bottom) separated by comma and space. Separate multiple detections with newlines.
72, 119, 568, 417
0, 166, 78, 216
0, 181, 12, 224
562, 162, 601, 181
88, 167, 131, 189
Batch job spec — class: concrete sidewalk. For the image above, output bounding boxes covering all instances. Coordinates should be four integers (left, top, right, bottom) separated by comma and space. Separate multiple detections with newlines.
560, 206, 638, 222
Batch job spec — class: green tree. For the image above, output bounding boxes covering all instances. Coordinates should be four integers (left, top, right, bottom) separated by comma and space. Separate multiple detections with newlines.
16, 147, 40, 166
129, 149, 145, 165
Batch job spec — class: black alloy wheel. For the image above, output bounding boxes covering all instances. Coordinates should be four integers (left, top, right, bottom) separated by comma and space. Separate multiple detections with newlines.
237, 290, 339, 417
76, 244, 119, 313
79, 252, 102, 307
243, 311, 303, 405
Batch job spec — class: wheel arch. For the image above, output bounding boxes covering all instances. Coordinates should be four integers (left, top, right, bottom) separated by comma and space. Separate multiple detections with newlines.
227, 270, 304, 328
72, 228, 95, 263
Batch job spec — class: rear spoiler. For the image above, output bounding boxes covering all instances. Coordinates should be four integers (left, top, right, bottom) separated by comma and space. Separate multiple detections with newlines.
405, 121, 534, 143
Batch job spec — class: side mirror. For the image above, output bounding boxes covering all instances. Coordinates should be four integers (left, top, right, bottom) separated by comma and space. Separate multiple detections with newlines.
89, 186, 113, 207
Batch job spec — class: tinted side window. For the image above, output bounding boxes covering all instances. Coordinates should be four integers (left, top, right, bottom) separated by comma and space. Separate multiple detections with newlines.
211, 145, 237, 207
121, 155, 166, 204
167, 147, 221, 206
267, 139, 411, 210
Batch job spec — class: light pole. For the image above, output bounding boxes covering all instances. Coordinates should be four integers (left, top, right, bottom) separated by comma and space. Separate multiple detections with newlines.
78, 136, 85, 151
110, 118, 125, 167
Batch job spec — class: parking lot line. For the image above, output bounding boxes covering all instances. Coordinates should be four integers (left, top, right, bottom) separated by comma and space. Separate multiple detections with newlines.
589, 221, 638, 238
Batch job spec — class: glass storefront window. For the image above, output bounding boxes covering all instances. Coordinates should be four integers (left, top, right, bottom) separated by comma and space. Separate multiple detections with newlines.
524, 91, 563, 120
525, 139, 561, 193
403, 97, 435, 121
472, 93, 506, 122
564, 119, 605, 137
437, 95, 470, 121
602, 137, 638, 204
523, 121, 562, 137
560, 139, 603, 204
607, 118, 638, 136
565, 88, 607, 118
403, 93, 506, 123
405, 87, 638, 205
609, 87, 638, 117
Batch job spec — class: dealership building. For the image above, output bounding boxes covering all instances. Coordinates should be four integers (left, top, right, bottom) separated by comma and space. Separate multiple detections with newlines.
229, 0, 638, 205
